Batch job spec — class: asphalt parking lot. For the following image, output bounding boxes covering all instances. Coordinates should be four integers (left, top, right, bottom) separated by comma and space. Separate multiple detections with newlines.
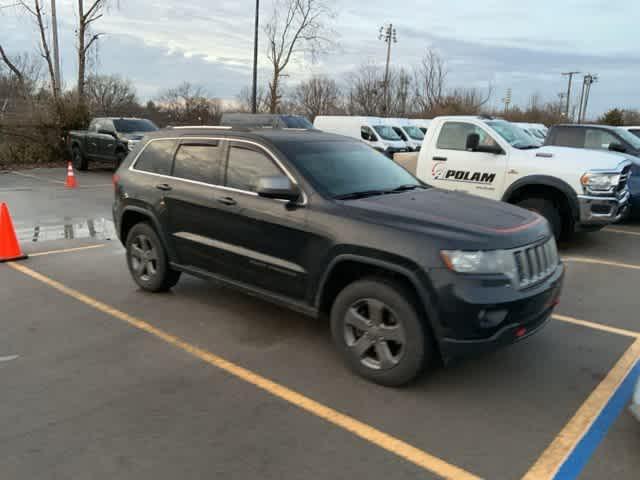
1, 167, 638, 480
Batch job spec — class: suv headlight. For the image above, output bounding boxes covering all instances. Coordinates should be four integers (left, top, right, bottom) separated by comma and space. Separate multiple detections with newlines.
580, 172, 620, 195
441, 249, 517, 278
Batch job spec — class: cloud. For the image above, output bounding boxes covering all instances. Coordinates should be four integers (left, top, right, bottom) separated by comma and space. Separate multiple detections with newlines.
2, 0, 638, 114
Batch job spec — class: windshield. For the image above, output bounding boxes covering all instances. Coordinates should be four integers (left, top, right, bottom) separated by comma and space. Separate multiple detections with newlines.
403, 126, 425, 140
616, 128, 640, 150
278, 140, 422, 198
113, 119, 158, 133
373, 125, 402, 141
485, 120, 539, 148
283, 116, 314, 129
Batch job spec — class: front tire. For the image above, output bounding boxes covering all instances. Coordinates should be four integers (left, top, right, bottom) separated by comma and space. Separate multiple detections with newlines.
330, 278, 431, 387
126, 223, 181, 292
516, 197, 563, 241
72, 146, 88, 171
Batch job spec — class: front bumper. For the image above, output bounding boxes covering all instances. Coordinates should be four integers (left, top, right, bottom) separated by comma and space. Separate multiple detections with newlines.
577, 190, 629, 226
432, 264, 564, 362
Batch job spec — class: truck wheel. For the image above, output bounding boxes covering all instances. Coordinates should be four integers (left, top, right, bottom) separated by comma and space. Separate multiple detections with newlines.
125, 222, 181, 292
516, 197, 562, 240
330, 277, 431, 387
72, 147, 88, 171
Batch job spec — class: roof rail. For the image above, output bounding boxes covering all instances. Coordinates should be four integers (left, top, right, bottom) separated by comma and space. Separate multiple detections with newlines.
168, 125, 231, 130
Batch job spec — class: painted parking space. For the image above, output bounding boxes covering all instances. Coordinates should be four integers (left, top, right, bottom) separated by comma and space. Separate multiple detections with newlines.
2, 168, 640, 479
5, 242, 637, 479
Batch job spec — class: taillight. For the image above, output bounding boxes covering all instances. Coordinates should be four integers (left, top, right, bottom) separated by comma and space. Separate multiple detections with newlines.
112, 174, 120, 190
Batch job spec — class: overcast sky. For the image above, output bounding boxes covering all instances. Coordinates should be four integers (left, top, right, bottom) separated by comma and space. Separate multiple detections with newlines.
2, 0, 639, 116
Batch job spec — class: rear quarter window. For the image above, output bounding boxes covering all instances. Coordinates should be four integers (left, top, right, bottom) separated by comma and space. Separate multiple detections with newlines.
133, 140, 176, 175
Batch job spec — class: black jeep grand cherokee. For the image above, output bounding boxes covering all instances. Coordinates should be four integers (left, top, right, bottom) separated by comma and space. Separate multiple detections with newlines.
113, 127, 564, 386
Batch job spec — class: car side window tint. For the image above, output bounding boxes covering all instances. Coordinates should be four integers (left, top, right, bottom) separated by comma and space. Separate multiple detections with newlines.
173, 143, 222, 184
436, 122, 496, 150
134, 140, 176, 175
585, 129, 618, 150
554, 128, 585, 147
226, 145, 283, 192
361, 126, 376, 141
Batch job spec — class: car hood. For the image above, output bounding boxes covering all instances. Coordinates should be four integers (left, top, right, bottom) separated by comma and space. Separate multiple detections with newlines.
339, 188, 549, 249
119, 132, 147, 141
526, 146, 631, 171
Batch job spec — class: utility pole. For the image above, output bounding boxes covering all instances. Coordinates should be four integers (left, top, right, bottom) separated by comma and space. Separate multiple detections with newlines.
577, 76, 587, 123
561, 71, 580, 121
502, 88, 512, 114
251, 0, 259, 114
378, 23, 397, 116
581, 74, 598, 122
51, 0, 61, 95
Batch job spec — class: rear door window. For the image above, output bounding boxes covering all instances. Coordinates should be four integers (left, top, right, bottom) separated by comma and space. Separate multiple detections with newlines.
225, 144, 283, 192
172, 142, 223, 184
553, 128, 586, 148
134, 140, 176, 175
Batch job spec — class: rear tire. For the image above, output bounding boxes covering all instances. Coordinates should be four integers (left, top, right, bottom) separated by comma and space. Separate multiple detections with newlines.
72, 146, 88, 171
516, 197, 563, 241
125, 222, 181, 292
330, 277, 431, 387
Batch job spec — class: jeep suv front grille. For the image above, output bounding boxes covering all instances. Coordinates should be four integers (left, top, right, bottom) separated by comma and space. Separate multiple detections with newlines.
514, 238, 559, 289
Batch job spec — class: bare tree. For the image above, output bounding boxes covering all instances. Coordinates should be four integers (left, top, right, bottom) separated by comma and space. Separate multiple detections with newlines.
0, 45, 25, 87
157, 82, 222, 125
236, 85, 269, 113
86, 74, 138, 115
264, 0, 334, 113
292, 75, 341, 120
13, 1, 58, 100
345, 63, 385, 116
413, 48, 447, 114
388, 68, 412, 116
77, 1, 109, 104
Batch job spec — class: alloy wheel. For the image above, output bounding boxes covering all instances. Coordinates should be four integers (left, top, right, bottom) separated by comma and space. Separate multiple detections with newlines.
129, 234, 159, 282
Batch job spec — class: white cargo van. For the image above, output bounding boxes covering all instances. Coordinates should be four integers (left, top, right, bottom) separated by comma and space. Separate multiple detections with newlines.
383, 118, 425, 151
313, 116, 409, 156
412, 119, 432, 134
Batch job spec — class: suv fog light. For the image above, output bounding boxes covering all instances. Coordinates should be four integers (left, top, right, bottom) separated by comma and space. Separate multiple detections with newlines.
478, 309, 508, 328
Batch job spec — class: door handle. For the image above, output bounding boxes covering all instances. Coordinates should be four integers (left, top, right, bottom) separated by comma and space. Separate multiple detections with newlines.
432, 156, 447, 161
217, 196, 237, 206
156, 183, 172, 191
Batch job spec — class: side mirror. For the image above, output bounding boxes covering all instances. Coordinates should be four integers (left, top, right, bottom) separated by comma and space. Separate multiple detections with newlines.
609, 142, 627, 153
256, 176, 301, 201
361, 131, 373, 142
98, 129, 115, 136
465, 133, 480, 151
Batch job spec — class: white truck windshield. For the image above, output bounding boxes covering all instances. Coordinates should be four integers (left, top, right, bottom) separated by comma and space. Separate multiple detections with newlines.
485, 120, 539, 149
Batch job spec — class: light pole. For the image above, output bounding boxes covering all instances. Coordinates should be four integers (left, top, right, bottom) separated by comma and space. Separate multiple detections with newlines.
378, 23, 397, 116
561, 71, 580, 121
251, 0, 260, 114
581, 74, 598, 122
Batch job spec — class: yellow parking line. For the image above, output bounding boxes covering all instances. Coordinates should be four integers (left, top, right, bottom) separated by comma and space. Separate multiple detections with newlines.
522, 338, 640, 479
29, 244, 107, 257
7, 262, 481, 480
603, 227, 640, 237
553, 314, 640, 339
562, 256, 640, 271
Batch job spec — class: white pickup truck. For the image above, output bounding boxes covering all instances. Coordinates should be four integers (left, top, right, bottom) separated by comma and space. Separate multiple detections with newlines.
395, 116, 631, 240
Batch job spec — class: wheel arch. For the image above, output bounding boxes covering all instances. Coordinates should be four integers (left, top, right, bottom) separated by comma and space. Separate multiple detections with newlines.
315, 254, 443, 358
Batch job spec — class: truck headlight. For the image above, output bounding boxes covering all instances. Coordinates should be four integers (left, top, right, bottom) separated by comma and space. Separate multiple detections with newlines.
580, 172, 620, 194
441, 249, 517, 278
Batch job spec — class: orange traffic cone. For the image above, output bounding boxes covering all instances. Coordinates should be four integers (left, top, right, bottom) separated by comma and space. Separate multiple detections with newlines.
0, 203, 27, 262
65, 161, 78, 188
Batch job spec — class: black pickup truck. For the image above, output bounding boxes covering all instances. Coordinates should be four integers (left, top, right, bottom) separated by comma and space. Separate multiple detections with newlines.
68, 117, 158, 170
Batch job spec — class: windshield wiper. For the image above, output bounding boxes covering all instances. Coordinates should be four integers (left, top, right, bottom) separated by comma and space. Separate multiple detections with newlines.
388, 184, 422, 193
334, 190, 389, 200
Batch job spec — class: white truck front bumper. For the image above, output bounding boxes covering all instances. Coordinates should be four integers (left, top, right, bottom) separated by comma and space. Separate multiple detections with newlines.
577, 190, 630, 227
